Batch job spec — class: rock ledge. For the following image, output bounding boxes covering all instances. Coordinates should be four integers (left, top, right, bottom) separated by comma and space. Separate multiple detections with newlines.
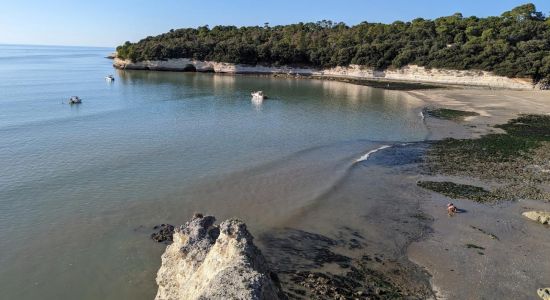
155, 214, 284, 300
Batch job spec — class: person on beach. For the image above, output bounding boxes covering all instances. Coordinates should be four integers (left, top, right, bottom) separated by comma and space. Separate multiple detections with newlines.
447, 203, 458, 216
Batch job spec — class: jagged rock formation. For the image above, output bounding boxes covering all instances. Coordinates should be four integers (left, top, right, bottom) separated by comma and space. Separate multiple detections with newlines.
113, 57, 537, 90
151, 224, 175, 243
155, 214, 285, 300
539, 287, 550, 300
522, 211, 550, 225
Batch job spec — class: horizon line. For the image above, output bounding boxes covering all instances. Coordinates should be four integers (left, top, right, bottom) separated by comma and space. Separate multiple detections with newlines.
0, 42, 115, 49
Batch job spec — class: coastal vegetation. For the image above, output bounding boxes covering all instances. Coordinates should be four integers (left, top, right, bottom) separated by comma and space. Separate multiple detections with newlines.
421, 114, 550, 202
116, 4, 550, 84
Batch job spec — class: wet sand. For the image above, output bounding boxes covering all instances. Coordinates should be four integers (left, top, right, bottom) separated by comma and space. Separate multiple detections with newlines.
171, 140, 438, 298
407, 89, 550, 299
409, 89, 550, 139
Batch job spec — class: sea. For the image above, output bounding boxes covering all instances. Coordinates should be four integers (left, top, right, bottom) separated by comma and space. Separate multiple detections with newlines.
0, 44, 429, 299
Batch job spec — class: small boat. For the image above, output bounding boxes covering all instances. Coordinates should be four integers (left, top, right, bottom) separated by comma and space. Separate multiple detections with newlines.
68, 96, 82, 104
105, 75, 115, 82
251, 91, 266, 100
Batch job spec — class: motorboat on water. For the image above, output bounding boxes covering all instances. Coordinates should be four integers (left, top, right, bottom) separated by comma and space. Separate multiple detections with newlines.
105, 75, 115, 82
251, 91, 266, 100
68, 96, 82, 104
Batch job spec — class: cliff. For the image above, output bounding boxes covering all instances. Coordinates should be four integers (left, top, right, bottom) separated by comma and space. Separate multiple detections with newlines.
155, 214, 284, 300
113, 58, 539, 90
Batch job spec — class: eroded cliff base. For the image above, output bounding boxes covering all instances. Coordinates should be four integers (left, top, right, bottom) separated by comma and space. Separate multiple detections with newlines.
113, 58, 541, 90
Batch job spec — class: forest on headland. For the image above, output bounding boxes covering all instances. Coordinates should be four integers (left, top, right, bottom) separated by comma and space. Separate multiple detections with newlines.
116, 4, 550, 83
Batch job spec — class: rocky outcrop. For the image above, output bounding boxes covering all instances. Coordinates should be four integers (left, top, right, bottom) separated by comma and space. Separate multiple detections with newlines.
151, 224, 175, 243
155, 214, 285, 300
539, 287, 550, 300
522, 211, 550, 225
113, 57, 538, 90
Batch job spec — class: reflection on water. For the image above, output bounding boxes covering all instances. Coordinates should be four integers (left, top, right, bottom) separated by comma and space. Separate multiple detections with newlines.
0, 45, 428, 300
251, 97, 263, 110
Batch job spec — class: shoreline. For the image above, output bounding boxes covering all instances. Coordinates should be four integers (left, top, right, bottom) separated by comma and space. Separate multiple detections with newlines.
405, 89, 550, 299
131, 64, 550, 298
113, 57, 541, 91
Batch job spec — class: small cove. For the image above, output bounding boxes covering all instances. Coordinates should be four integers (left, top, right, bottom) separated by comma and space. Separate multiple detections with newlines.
0, 44, 429, 299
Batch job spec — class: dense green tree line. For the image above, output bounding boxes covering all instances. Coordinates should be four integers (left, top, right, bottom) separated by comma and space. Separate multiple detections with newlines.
117, 4, 550, 83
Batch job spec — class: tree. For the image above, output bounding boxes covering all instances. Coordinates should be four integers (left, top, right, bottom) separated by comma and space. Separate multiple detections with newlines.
115, 4, 550, 83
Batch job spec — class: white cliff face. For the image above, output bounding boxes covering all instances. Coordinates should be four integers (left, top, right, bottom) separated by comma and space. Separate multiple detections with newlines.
320, 64, 535, 90
113, 58, 537, 90
155, 215, 283, 300
113, 58, 315, 75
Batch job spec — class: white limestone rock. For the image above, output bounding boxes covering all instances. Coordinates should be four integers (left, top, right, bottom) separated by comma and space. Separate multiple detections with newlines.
522, 211, 550, 225
155, 214, 284, 300
113, 57, 537, 90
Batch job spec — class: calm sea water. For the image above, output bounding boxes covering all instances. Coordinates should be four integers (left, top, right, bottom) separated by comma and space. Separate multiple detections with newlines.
0, 44, 428, 299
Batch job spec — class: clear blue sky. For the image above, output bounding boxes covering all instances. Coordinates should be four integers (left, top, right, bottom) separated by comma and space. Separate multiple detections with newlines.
1, 0, 549, 47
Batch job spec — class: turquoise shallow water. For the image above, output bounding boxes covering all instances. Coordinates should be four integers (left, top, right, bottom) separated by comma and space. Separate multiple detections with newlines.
0, 44, 428, 299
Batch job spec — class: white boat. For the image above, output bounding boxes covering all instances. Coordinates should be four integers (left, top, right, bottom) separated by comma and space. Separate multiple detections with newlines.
68, 96, 82, 104
251, 91, 266, 100
105, 75, 115, 82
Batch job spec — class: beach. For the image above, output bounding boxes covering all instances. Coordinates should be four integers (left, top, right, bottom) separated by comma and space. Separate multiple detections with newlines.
407, 89, 550, 299
168, 86, 550, 299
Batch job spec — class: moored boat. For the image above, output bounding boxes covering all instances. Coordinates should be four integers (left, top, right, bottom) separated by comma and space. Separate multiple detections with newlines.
251, 91, 266, 100
105, 75, 115, 82
68, 96, 82, 104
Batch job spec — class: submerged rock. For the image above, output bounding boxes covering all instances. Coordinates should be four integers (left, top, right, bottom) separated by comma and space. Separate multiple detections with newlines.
155, 214, 285, 300
522, 211, 550, 225
151, 224, 175, 243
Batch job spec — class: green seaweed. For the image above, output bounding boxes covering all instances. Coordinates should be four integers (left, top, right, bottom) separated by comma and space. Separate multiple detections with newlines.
417, 181, 497, 203
435, 114, 550, 161
423, 114, 550, 202
425, 108, 479, 121
496, 114, 550, 141
434, 134, 538, 162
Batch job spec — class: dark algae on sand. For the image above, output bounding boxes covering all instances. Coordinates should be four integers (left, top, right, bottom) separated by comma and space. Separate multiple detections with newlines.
421, 114, 550, 202
424, 108, 479, 121
417, 181, 498, 203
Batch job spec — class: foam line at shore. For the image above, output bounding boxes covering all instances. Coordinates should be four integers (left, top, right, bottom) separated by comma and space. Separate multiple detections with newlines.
355, 145, 391, 162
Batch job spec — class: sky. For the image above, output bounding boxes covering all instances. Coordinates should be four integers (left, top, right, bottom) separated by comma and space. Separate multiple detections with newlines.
1, 0, 549, 48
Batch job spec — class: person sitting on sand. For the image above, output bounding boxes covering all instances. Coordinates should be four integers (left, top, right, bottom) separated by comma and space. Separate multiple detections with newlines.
447, 203, 458, 215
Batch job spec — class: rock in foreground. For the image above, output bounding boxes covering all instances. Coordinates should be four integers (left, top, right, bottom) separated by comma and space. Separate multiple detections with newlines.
151, 224, 175, 243
539, 287, 550, 300
155, 214, 285, 300
522, 211, 550, 225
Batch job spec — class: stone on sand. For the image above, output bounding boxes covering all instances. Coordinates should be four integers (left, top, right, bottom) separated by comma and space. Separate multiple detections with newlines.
538, 287, 550, 300
522, 211, 550, 225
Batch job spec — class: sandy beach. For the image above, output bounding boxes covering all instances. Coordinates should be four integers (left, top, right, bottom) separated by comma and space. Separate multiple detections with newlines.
406, 89, 550, 299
